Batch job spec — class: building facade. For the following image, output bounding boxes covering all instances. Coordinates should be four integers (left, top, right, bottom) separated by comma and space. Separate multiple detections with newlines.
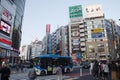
0, 0, 26, 65
30, 40, 42, 59
20, 45, 31, 60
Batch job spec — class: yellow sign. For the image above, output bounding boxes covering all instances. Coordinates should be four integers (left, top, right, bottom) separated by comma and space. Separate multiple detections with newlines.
91, 28, 102, 33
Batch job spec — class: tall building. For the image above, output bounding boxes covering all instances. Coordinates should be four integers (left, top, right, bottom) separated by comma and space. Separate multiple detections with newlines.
12, 0, 26, 50
61, 25, 69, 56
30, 39, 42, 59
41, 36, 47, 54
68, 4, 118, 61
69, 5, 83, 63
84, 4, 115, 60
51, 25, 69, 56
51, 27, 62, 55
0, 0, 26, 65
20, 45, 31, 60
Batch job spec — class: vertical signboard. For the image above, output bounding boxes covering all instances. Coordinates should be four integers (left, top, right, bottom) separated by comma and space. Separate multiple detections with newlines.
46, 24, 50, 33
69, 5, 83, 18
84, 4, 104, 18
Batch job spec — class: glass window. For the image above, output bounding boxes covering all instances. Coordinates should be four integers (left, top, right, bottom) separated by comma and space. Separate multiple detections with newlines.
87, 21, 92, 25
98, 48, 105, 52
97, 44, 104, 47
93, 20, 103, 28
88, 45, 94, 48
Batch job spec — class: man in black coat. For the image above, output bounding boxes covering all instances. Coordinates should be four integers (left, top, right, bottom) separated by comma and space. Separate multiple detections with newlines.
0, 64, 11, 80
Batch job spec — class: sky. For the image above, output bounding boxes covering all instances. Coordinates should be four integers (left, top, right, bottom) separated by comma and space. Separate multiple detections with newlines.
21, 0, 120, 46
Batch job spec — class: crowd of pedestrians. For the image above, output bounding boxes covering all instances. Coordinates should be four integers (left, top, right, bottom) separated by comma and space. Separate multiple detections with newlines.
90, 59, 120, 80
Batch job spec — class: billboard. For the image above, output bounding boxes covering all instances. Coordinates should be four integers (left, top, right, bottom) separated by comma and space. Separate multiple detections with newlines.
91, 28, 103, 33
0, 38, 12, 45
91, 28, 103, 38
91, 32, 103, 38
72, 38, 80, 46
69, 5, 83, 18
46, 24, 50, 32
2, 8, 13, 24
85, 4, 104, 18
72, 31, 79, 36
0, 20, 11, 36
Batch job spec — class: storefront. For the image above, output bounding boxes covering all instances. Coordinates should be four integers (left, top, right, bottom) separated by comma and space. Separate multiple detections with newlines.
0, 44, 11, 67
0, 42, 19, 67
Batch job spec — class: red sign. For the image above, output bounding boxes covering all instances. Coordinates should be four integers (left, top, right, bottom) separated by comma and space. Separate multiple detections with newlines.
46, 24, 50, 32
0, 38, 12, 45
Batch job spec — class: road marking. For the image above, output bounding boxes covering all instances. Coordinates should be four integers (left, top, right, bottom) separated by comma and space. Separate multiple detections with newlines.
64, 77, 79, 80
64, 72, 90, 77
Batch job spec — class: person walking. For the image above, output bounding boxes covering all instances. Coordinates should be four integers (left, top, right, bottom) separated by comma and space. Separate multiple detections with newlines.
28, 68, 37, 80
47, 63, 53, 75
102, 61, 109, 80
98, 61, 104, 79
92, 60, 99, 80
0, 64, 11, 80
57, 65, 62, 80
20, 63, 24, 72
90, 61, 94, 75
111, 60, 118, 80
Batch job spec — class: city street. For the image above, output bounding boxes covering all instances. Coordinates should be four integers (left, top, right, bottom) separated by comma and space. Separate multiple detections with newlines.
9, 66, 92, 80
0, 1, 120, 80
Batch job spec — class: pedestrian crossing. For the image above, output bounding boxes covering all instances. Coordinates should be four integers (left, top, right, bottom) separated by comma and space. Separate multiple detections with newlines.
64, 72, 90, 77
64, 77, 80, 80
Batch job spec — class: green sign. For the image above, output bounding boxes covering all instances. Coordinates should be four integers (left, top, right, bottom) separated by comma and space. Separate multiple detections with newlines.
69, 5, 83, 18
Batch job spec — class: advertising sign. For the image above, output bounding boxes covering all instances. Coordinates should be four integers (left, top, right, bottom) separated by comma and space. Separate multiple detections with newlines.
2, 8, 13, 24
72, 31, 79, 36
91, 32, 103, 38
72, 38, 80, 46
0, 38, 12, 45
91, 28, 102, 33
85, 4, 104, 18
46, 24, 50, 32
69, 5, 83, 18
0, 20, 11, 36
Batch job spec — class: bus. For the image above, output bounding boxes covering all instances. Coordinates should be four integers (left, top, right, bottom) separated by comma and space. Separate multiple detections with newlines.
32, 54, 73, 76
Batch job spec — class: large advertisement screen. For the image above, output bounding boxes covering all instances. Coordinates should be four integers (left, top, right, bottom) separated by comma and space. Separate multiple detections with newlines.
69, 5, 83, 18
0, 20, 11, 36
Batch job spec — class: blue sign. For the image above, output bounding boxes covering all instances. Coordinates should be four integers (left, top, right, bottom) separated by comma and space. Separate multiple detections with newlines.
91, 32, 102, 38
76, 53, 82, 59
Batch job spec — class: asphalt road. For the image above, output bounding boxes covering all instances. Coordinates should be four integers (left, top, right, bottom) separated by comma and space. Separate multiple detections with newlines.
9, 66, 92, 80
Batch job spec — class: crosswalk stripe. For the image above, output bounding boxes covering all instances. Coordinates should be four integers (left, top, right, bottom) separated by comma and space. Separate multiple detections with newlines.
64, 77, 79, 80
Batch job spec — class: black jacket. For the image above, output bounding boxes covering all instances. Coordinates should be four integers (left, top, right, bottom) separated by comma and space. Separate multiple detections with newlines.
0, 67, 11, 80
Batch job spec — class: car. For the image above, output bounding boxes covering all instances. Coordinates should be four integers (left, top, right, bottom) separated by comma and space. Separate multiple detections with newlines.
81, 61, 90, 69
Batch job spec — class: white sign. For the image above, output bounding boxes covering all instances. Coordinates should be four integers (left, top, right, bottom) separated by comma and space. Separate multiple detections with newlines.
84, 4, 104, 18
